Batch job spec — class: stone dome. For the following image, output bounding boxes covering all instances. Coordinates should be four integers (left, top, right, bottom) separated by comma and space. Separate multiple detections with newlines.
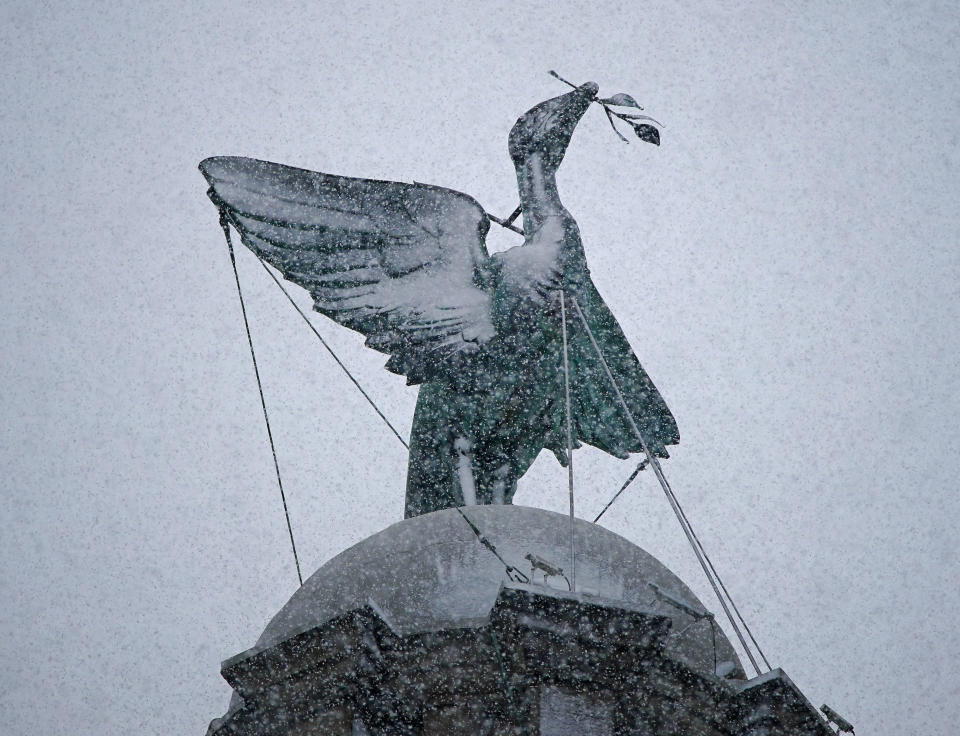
236, 505, 742, 680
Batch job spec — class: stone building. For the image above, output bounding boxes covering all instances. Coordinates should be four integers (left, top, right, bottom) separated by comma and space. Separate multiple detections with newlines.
207, 505, 832, 735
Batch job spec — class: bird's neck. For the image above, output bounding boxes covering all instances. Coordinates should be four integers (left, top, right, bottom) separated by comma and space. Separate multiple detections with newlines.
515, 153, 567, 238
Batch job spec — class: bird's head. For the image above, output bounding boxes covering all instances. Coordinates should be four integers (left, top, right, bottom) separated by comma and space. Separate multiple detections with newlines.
508, 81, 598, 173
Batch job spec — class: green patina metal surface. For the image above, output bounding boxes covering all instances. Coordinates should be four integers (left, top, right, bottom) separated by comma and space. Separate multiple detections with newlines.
201, 82, 677, 519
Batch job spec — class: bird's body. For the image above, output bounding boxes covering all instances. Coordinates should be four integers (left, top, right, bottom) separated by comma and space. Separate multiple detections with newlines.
201, 82, 678, 518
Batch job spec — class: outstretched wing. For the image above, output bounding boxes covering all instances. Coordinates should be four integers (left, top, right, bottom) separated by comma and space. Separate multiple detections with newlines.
200, 156, 495, 384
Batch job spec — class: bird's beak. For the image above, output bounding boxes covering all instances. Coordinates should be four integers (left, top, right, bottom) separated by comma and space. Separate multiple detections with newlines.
509, 81, 599, 167
576, 81, 599, 100
555, 82, 598, 122
545, 82, 598, 157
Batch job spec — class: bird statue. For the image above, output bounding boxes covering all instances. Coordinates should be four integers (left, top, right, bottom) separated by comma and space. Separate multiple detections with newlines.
200, 80, 679, 518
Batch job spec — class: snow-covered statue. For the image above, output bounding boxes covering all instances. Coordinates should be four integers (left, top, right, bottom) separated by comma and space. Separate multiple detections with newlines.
201, 79, 678, 518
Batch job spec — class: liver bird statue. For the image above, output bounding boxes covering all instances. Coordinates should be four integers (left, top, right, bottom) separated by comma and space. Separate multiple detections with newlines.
201, 80, 678, 518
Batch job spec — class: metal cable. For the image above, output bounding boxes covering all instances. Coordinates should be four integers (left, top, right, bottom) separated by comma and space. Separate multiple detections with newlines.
455, 507, 530, 584
569, 295, 765, 675
220, 216, 303, 587
557, 291, 576, 590
662, 477, 773, 671
222, 221, 772, 674
248, 233, 539, 589
254, 258, 409, 450
593, 458, 649, 523
258, 248, 772, 671
222, 219, 534, 593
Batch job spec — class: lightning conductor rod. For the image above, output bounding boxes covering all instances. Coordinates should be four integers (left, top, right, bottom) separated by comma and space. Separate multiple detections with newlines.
558, 290, 576, 591
569, 295, 762, 676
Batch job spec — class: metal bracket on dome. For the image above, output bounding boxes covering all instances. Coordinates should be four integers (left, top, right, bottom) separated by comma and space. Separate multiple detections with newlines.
648, 582, 713, 621
456, 507, 530, 584
524, 553, 572, 591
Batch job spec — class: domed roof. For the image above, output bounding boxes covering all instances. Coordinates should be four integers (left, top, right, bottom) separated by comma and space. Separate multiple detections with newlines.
249, 505, 742, 679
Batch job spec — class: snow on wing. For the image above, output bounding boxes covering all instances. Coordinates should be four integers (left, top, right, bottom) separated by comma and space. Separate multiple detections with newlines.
199, 156, 495, 383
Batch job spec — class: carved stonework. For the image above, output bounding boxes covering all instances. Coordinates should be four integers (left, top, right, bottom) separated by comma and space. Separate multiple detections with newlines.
209, 586, 830, 736
206, 507, 830, 736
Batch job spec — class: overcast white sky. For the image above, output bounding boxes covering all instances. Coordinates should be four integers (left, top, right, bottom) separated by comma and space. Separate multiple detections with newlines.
2, 1, 958, 734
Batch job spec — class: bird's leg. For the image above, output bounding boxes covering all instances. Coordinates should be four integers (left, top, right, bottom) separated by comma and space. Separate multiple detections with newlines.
491, 463, 512, 505
454, 437, 478, 506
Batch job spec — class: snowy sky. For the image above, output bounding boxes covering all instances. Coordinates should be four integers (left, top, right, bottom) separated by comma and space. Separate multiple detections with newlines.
2, 1, 958, 734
